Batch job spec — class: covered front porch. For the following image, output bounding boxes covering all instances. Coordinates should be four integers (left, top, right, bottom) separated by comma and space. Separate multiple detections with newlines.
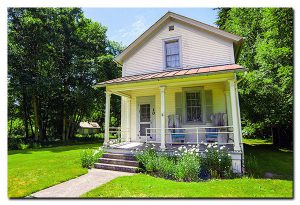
101, 72, 243, 154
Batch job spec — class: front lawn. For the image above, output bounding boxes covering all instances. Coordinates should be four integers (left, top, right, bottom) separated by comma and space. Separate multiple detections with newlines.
81, 174, 292, 198
8, 143, 101, 198
243, 139, 293, 179
82, 139, 293, 198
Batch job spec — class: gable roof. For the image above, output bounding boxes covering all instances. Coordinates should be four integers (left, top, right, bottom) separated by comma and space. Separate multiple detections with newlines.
97, 64, 246, 87
115, 11, 244, 64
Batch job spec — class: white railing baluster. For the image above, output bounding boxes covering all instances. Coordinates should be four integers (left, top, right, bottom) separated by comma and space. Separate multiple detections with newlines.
196, 127, 199, 146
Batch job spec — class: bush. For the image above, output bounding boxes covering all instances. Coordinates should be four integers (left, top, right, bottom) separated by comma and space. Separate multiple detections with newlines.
156, 156, 175, 179
173, 146, 201, 182
200, 144, 232, 179
244, 153, 258, 177
135, 144, 158, 173
135, 144, 234, 182
80, 147, 104, 169
8, 137, 24, 150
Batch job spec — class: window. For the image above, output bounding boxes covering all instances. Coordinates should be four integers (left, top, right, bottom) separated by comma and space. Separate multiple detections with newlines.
165, 40, 180, 68
186, 91, 202, 122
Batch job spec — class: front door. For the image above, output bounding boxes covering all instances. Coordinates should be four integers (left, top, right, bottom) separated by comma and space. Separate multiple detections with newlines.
137, 96, 155, 141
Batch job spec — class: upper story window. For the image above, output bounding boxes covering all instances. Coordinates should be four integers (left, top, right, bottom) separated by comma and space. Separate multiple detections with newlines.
165, 39, 180, 69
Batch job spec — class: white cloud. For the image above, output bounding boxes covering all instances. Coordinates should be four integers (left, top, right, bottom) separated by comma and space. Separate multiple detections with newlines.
117, 15, 149, 44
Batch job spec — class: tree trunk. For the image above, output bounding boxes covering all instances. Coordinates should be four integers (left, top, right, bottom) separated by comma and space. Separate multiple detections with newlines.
22, 92, 29, 139
33, 96, 39, 141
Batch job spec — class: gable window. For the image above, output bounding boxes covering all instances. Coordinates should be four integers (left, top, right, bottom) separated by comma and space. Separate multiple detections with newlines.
165, 39, 180, 68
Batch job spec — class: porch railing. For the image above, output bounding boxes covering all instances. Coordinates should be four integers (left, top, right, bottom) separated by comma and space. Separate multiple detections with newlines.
108, 127, 129, 144
145, 126, 235, 145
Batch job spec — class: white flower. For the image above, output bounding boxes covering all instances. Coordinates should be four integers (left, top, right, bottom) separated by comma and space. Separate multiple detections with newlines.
205, 149, 208, 152
216, 150, 219, 153
228, 154, 231, 156
207, 144, 212, 148
220, 146, 224, 150
219, 159, 221, 162
178, 147, 182, 151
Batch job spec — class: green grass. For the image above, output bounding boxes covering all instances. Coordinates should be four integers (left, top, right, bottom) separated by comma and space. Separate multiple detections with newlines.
81, 174, 292, 198
8, 143, 101, 198
242, 138, 272, 145
243, 140, 293, 179
81, 139, 293, 198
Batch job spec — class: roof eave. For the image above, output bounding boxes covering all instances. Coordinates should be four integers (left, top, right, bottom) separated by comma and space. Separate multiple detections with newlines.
96, 67, 247, 88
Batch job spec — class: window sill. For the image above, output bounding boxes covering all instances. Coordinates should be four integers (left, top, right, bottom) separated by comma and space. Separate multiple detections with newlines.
164, 66, 182, 71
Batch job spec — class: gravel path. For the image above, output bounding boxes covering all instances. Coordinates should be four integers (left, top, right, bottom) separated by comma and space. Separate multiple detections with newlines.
30, 169, 134, 198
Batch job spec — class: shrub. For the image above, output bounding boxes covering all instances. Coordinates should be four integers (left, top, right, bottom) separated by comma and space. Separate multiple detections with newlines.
80, 147, 104, 169
174, 146, 200, 182
156, 156, 175, 179
18, 143, 29, 150
244, 153, 258, 177
135, 144, 158, 173
200, 144, 232, 179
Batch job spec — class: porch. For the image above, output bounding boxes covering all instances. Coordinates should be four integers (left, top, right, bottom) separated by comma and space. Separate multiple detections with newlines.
101, 74, 243, 153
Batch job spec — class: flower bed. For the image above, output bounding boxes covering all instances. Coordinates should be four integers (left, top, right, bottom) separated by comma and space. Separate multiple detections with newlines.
135, 143, 234, 182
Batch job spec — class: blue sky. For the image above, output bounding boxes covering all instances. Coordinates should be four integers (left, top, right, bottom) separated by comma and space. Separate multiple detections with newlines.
82, 8, 218, 46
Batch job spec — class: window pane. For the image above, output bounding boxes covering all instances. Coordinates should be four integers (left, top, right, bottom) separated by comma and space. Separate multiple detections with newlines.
140, 104, 150, 122
186, 91, 202, 122
165, 40, 180, 68
140, 124, 150, 136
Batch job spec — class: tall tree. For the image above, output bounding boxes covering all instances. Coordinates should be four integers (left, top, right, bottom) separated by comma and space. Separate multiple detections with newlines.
8, 8, 122, 142
216, 8, 293, 148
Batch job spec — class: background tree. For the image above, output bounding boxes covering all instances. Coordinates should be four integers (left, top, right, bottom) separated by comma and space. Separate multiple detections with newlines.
8, 8, 123, 143
216, 8, 293, 148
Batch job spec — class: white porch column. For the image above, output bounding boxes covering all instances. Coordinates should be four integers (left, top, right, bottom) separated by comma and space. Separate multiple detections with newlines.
125, 97, 131, 142
160, 86, 166, 150
229, 80, 241, 151
104, 91, 111, 145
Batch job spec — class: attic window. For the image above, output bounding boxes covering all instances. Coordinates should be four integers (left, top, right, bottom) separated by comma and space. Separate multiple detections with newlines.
169, 25, 174, 31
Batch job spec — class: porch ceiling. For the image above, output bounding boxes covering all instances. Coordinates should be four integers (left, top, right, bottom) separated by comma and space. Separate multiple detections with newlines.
96, 64, 246, 88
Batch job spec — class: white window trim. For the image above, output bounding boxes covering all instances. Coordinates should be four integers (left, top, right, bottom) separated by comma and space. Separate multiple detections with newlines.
162, 36, 183, 70
182, 87, 206, 125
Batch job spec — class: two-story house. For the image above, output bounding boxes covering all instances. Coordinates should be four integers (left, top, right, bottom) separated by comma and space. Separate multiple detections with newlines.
96, 12, 246, 173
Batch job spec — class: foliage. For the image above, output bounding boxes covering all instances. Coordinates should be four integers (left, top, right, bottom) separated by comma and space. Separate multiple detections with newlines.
135, 144, 158, 172
173, 146, 201, 182
244, 153, 258, 177
80, 147, 104, 168
244, 142, 293, 179
215, 8, 293, 148
81, 174, 293, 198
8, 143, 101, 198
135, 144, 233, 182
8, 8, 124, 142
200, 144, 232, 178
156, 156, 176, 179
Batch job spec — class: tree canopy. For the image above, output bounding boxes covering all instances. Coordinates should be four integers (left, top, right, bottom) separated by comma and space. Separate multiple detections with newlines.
216, 8, 293, 148
8, 8, 123, 142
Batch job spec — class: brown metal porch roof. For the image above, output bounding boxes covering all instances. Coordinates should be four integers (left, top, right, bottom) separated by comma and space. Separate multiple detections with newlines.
97, 64, 246, 87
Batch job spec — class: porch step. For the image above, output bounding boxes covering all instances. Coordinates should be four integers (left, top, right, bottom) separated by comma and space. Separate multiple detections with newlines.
94, 163, 139, 173
99, 158, 139, 167
102, 153, 136, 161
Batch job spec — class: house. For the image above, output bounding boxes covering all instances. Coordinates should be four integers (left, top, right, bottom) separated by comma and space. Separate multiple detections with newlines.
96, 12, 246, 173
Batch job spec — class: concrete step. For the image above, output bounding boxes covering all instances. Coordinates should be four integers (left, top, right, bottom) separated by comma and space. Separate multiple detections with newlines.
99, 158, 139, 167
102, 153, 136, 161
94, 163, 139, 173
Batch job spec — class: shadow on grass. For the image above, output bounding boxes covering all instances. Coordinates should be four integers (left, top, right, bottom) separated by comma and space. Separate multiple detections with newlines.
243, 143, 293, 180
8, 142, 102, 155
